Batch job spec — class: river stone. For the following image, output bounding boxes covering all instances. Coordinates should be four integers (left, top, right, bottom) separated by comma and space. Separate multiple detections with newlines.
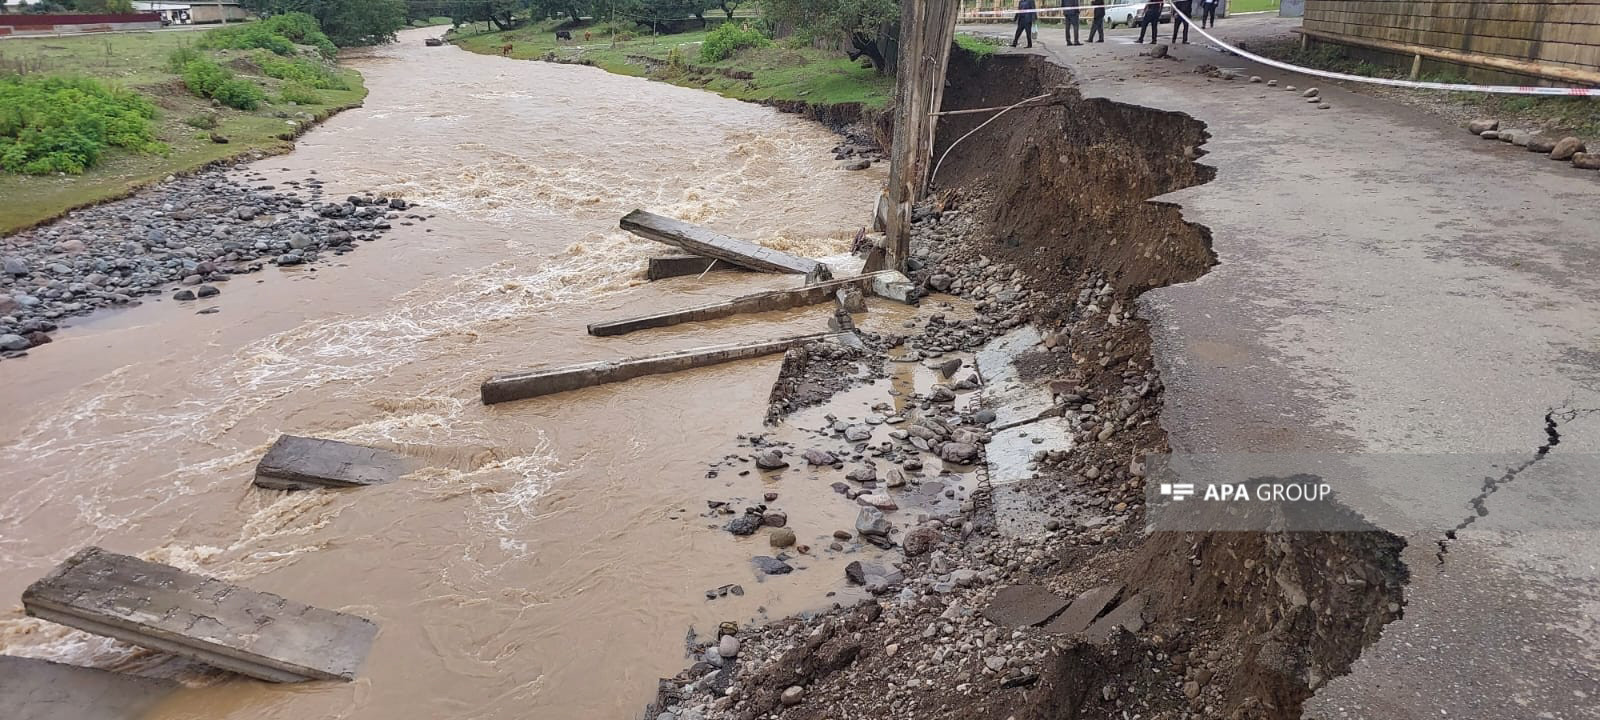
196, 285, 220, 298
939, 441, 980, 464
857, 493, 898, 511
844, 560, 868, 585
1466, 118, 1499, 134
754, 449, 788, 470
761, 511, 788, 528
1573, 152, 1600, 170
781, 686, 804, 706
1480, 130, 1500, 140
769, 528, 797, 548
0, 295, 18, 315
1302, 87, 1319, 97
718, 634, 740, 657
1498, 130, 1519, 143
1526, 137, 1557, 153
845, 466, 877, 484
725, 514, 760, 536
52, 239, 86, 253
1551, 137, 1586, 161
856, 507, 892, 537
843, 425, 872, 442
802, 448, 837, 466
0, 333, 31, 351
840, 159, 870, 171
3, 256, 28, 276
751, 556, 792, 576
903, 527, 940, 556
173, 289, 196, 301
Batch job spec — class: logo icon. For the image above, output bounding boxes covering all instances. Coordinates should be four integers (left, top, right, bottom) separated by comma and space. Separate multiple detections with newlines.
1159, 483, 1196, 501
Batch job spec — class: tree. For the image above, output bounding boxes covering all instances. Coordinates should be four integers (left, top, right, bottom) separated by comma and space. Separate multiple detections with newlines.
717, 0, 740, 20
760, 0, 899, 73
239, 0, 408, 46
62, 0, 136, 11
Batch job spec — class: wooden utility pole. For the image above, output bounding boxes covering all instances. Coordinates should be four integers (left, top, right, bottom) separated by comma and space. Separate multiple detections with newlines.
884, 0, 960, 273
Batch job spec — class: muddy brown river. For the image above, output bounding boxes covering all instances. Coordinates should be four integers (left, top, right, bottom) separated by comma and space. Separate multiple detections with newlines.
0, 28, 890, 718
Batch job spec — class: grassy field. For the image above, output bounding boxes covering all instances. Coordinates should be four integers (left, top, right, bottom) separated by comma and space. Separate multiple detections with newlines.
1227, 0, 1281, 13
0, 29, 366, 235
453, 22, 894, 109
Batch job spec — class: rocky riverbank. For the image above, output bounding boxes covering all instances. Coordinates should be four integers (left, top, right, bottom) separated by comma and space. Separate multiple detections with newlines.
0, 165, 417, 360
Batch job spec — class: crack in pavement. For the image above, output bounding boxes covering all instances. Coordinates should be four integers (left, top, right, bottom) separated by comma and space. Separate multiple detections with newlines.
1435, 406, 1597, 564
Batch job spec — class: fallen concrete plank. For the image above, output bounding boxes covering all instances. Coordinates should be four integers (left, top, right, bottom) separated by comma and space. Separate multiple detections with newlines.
621, 209, 829, 277
588, 273, 897, 337
981, 585, 1072, 628
1084, 595, 1146, 641
1, 655, 177, 720
1042, 583, 1124, 636
22, 547, 378, 683
870, 271, 917, 303
254, 435, 413, 491
482, 332, 848, 405
646, 255, 747, 281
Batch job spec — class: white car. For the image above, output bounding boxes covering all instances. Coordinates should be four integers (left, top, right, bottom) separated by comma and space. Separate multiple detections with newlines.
1103, 0, 1161, 28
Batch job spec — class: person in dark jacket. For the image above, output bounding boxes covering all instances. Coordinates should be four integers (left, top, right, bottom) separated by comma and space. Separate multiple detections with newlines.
1200, 0, 1219, 27
1012, 0, 1037, 47
1087, 0, 1106, 42
1171, 0, 1193, 42
1136, 0, 1162, 43
1062, 0, 1081, 45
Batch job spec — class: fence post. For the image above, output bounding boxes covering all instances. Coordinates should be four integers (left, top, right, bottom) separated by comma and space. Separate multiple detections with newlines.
884, 0, 960, 273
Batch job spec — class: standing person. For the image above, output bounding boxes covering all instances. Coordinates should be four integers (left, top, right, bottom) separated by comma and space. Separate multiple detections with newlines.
1012, 0, 1037, 48
1088, 0, 1106, 42
1136, 0, 1162, 43
1171, 0, 1193, 43
1200, 0, 1219, 27
1063, 0, 1081, 45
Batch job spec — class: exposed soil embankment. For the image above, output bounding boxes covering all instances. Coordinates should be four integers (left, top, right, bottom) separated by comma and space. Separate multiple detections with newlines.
648, 50, 1408, 720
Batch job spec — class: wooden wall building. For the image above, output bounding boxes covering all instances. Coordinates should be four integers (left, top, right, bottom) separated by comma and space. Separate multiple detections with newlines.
1302, 1, 1600, 86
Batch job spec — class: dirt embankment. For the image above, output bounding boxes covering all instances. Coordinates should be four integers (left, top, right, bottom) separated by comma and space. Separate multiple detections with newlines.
649, 50, 1408, 720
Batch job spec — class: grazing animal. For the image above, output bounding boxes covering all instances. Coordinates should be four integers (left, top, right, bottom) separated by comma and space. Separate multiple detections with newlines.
499, 43, 513, 55
555, 30, 573, 41
584, 31, 592, 42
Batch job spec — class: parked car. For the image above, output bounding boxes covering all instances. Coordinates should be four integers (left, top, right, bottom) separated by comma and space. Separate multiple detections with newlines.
1104, 0, 1171, 27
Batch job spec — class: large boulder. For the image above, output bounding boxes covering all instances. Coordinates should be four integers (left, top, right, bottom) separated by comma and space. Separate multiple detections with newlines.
1526, 137, 1558, 154
1466, 118, 1499, 134
855, 507, 892, 537
939, 441, 981, 464
1551, 137, 1586, 161
1572, 152, 1600, 170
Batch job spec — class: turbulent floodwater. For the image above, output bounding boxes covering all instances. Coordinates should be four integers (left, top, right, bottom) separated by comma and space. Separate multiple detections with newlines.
0, 28, 885, 719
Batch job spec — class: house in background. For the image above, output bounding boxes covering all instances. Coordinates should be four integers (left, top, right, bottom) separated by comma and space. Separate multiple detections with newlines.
1300, 0, 1600, 87
131, 0, 247, 24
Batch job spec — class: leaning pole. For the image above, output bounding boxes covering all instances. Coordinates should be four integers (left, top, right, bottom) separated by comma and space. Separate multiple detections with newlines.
884, 0, 961, 272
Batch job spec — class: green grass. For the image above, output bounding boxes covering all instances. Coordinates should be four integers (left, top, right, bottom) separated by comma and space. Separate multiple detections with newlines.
1227, 0, 1281, 13
410, 16, 454, 27
453, 22, 893, 109
0, 30, 366, 235
955, 34, 1001, 60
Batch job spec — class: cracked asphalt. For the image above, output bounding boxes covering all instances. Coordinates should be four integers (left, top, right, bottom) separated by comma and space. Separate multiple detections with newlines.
968, 14, 1600, 719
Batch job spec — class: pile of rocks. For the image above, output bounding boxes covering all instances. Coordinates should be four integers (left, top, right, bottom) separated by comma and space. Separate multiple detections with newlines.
1468, 119, 1599, 170
0, 167, 418, 358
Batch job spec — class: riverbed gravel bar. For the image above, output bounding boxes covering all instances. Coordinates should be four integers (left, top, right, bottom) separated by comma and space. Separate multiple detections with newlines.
0, 164, 416, 360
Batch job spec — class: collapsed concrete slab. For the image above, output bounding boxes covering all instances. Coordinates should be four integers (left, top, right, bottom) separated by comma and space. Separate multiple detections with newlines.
621, 209, 829, 277
1, 655, 176, 720
588, 273, 900, 337
1042, 584, 1124, 636
482, 332, 848, 405
646, 255, 746, 281
981, 585, 1072, 627
22, 547, 378, 683
254, 435, 414, 491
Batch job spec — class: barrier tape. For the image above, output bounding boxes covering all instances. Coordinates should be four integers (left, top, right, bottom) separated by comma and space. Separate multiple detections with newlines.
961, 2, 1142, 16
959, 2, 1599, 96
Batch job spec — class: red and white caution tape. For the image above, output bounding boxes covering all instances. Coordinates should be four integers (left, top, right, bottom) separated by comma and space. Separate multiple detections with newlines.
961, 2, 1148, 17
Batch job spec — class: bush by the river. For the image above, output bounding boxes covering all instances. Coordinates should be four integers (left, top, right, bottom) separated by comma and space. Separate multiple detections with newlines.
200, 12, 338, 57
256, 53, 350, 90
180, 57, 267, 111
700, 22, 771, 63
0, 75, 166, 175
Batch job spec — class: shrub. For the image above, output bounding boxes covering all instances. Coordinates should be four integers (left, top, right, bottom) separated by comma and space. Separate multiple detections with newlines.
278, 82, 321, 105
166, 46, 204, 73
200, 12, 337, 58
255, 53, 349, 90
184, 112, 220, 129
0, 75, 166, 175
180, 58, 266, 110
700, 22, 769, 62
213, 78, 266, 110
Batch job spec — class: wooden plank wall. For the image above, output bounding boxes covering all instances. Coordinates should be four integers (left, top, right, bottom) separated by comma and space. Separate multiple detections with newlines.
1304, 1, 1600, 73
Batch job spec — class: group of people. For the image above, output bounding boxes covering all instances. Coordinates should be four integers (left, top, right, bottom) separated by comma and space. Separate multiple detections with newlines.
1010, 0, 1222, 49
